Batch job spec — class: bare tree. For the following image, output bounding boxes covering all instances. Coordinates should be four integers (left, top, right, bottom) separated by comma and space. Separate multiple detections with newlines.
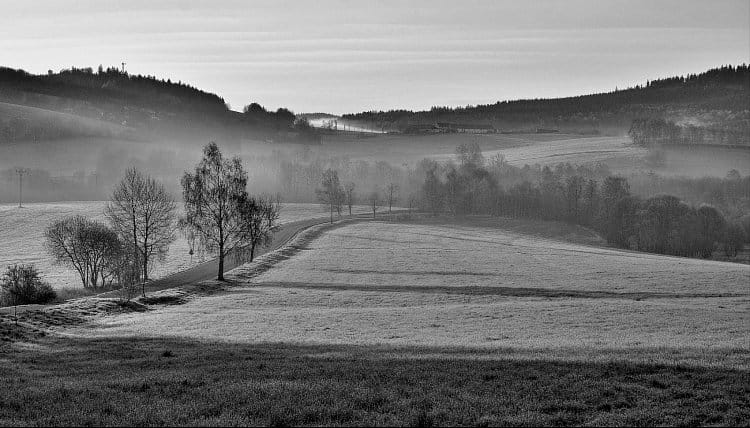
105, 167, 176, 284
237, 194, 282, 262
181, 142, 249, 281
386, 183, 399, 215
407, 193, 417, 215
344, 182, 356, 216
316, 168, 343, 223
368, 190, 382, 219
45, 216, 123, 289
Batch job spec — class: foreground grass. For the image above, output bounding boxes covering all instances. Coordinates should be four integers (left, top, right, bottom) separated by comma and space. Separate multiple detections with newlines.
1, 336, 748, 426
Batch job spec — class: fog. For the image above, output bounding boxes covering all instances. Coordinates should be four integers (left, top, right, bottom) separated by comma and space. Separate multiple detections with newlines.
2, 129, 748, 206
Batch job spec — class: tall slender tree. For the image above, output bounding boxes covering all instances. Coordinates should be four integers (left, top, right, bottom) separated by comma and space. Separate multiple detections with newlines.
181, 142, 248, 281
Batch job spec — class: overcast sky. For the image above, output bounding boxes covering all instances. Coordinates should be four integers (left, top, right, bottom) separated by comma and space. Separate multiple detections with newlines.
1, 0, 748, 114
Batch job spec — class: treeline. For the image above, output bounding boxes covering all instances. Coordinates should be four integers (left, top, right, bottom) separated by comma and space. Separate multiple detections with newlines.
415, 144, 749, 259
343, 64, 750, 135
629, 118, 748, 147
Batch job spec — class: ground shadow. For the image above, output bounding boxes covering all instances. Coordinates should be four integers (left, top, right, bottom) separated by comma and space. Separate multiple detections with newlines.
1, 336, 747, 426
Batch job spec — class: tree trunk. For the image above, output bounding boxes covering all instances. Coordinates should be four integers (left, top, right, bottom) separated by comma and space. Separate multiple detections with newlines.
218, 241, 225, 281
330, 201, 333, 224
250, 242, 256, 262
143, 243, 149, 282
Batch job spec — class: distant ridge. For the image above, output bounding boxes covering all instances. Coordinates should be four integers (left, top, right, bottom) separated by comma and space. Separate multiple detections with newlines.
342, 64, 750, 136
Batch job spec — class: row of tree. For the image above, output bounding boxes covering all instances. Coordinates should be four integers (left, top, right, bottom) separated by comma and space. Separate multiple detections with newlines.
629, 118, 748, 148
417, 143, 748, 258
43, 142, 282, 294
315, 168, 403, 223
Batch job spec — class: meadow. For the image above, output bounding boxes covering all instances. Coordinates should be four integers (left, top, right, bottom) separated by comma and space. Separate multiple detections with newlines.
79, 220, 750, 356
0, 201, 368, 290
2, 217, 748, 425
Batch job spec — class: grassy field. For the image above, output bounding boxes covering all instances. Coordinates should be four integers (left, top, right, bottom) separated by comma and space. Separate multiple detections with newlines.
312, 132, 580, 164
2, 218, 748, 425
79, 220, 749, 352
1, 337, 748, 426
0, 201, 369, 290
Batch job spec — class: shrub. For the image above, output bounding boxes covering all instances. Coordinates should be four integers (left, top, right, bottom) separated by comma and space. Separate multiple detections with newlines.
1, 264, 56, 306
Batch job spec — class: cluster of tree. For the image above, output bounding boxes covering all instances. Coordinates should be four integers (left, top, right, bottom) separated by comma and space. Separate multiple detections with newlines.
38, 147, 284, 294
342, 64, 749, 135
242, 103, 295, 130
277, 155, 420, 208
45, 215, 136, 289
44, 168, 176, 296
627, 170, 750, 220
416, 143, 749, 259
629, 118, 748, 148
0, 264, 56, 307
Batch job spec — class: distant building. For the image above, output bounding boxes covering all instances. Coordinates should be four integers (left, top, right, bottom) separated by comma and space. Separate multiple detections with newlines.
404, 124, 441, 134
436, 122, 496, 134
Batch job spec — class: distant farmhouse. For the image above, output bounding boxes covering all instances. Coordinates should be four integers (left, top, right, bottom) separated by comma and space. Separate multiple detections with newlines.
404, 122, 496, 134
436, 122, 496, 133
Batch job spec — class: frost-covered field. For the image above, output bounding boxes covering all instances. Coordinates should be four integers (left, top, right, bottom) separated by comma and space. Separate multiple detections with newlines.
0, 201, 366, 289
430, 135, 646, 167
82, 221, 750, 364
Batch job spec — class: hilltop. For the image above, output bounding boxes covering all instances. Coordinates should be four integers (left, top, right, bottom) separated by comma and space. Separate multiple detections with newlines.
0, 66, 300, 144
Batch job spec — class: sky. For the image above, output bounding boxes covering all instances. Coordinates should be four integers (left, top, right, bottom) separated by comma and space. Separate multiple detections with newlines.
1, 0, 748, 114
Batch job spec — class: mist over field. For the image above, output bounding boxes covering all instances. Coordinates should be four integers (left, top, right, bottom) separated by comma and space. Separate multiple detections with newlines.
1, 1, 749, 426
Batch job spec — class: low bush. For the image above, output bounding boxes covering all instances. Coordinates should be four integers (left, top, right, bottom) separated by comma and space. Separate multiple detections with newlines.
1, 264, 57, 306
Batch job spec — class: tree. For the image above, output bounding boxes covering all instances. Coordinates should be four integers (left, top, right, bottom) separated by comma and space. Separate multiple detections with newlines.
105, 167, 176, 283
316, 169, 343, 224
181, 142, 249, 281
695, 205, 726, 258
368, 190, 382, 219
564, 175, 584, 223
455, 142, 484, 168
386, 183, 399, 214
343, 182, 356, 215
237, 194, 281, 262
422, 162, 443, 215
45, 216, 123, 289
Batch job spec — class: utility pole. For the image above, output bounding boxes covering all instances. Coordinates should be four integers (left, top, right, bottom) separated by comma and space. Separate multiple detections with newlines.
15, 167, 28, 208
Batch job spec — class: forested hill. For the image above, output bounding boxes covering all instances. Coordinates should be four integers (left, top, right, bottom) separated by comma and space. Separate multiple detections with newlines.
343, 64, 750, 136
0, 66, 298, 143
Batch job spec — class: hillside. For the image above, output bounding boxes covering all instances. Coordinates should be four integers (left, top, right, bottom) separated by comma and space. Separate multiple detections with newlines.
343, 65, 750, 140
0, 66, 297, 144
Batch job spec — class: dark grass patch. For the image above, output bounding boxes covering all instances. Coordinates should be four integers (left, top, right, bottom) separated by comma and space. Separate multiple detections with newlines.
250, 281, 744, 300
1, 337, 748, 426
139, 295, 187, 306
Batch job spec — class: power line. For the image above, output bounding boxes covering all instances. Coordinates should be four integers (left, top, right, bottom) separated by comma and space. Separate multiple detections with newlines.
15, 167, 29, 208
